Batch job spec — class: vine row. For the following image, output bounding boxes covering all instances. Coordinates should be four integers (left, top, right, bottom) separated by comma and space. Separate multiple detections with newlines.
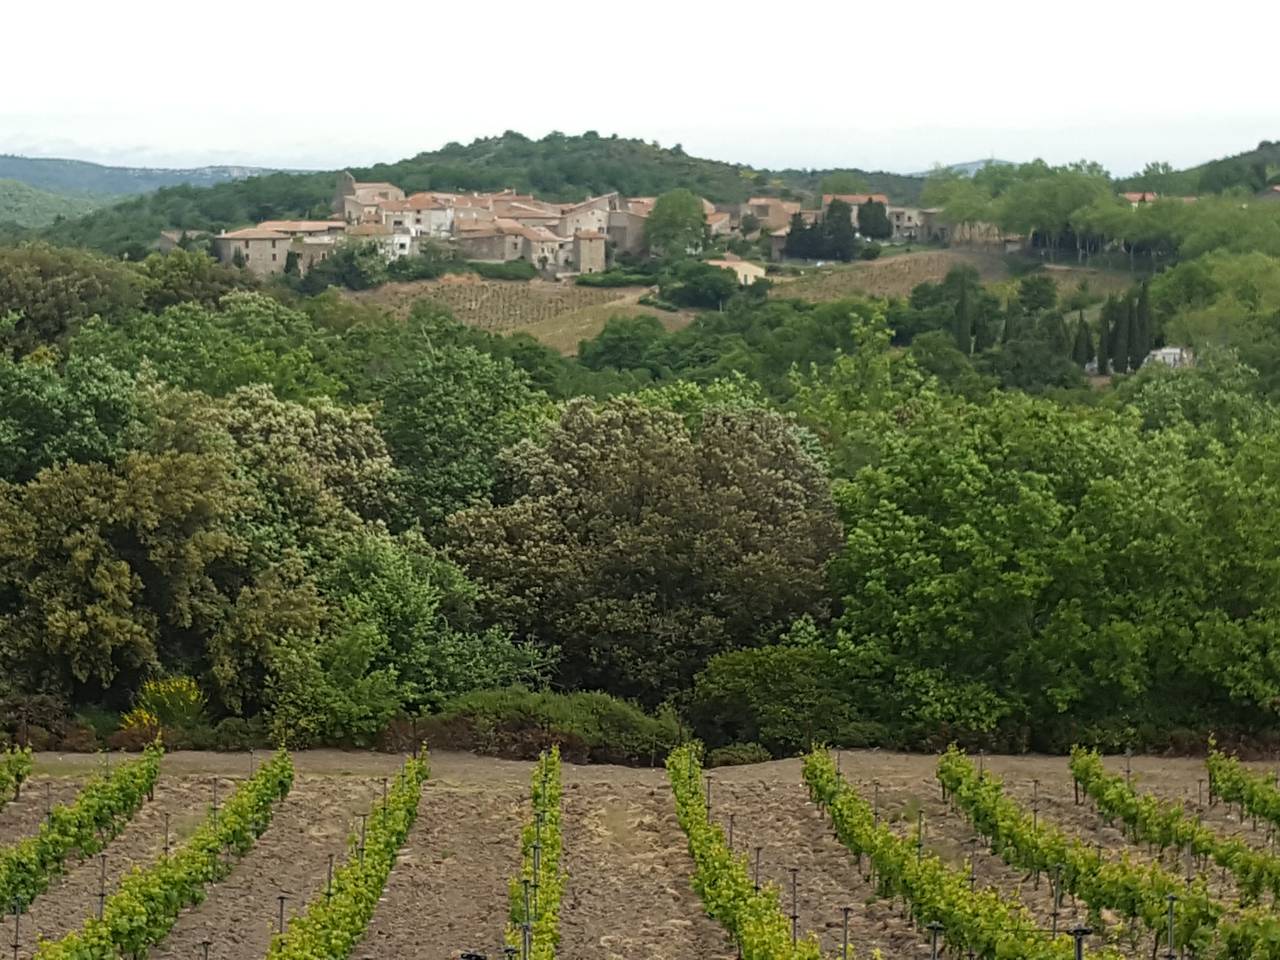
36, 748, 294, 960
267, 753, 428, 960
667, 743, 823, 960
0, 745, 33, 809
0, 741, 163, 912
1071, 746, 1280, 903
805, 748, 1120, 960
1206, 744, 1280, 834
506, 746, 564, 960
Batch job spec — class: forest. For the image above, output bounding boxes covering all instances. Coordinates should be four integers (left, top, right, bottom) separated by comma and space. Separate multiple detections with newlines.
2, 135, 1280, 760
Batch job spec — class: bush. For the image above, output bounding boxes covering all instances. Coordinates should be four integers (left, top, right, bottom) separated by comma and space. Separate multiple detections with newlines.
707, 743, 772, 767
575, 269, 655, 288
859, 243, 883, 261
470, 260, 537, 281
212, 716, 268, 751
690, 645, 870, 755
637, 294, 679, 312
134, 676, 208, 728
421, 688, 679, 765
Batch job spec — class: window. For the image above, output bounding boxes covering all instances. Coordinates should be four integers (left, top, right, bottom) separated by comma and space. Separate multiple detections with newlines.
271, 239, 277, 248
272, 253, 277, 262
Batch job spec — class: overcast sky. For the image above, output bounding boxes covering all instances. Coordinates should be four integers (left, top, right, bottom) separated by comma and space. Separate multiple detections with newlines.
3, 1, 1274, 177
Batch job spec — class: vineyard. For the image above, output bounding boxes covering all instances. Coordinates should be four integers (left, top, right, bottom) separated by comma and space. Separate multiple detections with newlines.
4, 747, 1280, 959
346, 276, 646, 333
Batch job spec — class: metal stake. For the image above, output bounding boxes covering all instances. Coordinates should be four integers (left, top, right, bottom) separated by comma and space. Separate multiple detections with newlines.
164, 812, 171, 858
841, 906, 851, 960
201, 938, 212, 960
326, 854, 335, 901
277, 895, 287, 934
753, 847, 762, 891
728, 813, 735, 850
521, 879, 532, 960
358, 813, 368, 865
705, 774, 713, 816
928, 920, 943, 960
1071, 926, 1091, 960
1165, 894, 1177, 960
96, 854, 107, 919
788, 868, 798, 946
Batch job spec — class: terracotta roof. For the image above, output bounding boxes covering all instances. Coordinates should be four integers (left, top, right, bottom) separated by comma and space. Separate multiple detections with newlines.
707, 212, 730, 224
822, 194, 889, 207
348, 223, 392, 237
405, 193, 448, 210
352, 181, 398, 191
574, 230, 605, 240
257, 220, 345, 233
1121, 191, 1158, 203
218, 228, 290, 240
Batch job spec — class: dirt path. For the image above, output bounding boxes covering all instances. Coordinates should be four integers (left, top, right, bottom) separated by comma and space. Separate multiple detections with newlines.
353, 778, 528, 960
1, 772, 222, 959
152, 774, 386, 960
557, 773, 730, 960
0, 776, 85, 844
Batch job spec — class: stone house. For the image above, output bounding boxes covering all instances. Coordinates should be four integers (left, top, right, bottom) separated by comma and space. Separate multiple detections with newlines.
608, 209, 649, 255
706, 257, 767, 286
746, 197, 801, 231
213, 228, 294, 275
571, 231, 607, 274
886, 206, 925, 242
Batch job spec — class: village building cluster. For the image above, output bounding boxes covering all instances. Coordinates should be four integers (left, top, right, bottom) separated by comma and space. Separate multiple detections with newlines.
209, 172, 944, 278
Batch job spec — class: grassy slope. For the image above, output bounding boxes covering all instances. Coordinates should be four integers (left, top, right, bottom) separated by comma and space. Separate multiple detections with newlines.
0, 178, 109, 227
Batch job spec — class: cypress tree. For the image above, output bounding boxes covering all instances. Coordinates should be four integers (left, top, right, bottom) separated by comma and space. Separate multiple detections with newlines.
953, 280, 973, 353
1132, 281, 1153, 368
1096, 300, 1111, 375
1072, 311, 1094, 367
1111, 295, 1131, 374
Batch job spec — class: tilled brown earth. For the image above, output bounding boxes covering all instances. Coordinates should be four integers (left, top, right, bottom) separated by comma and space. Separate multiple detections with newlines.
0, 776, 86, 844
1, 773, 224, 959
557, 774, 731, 960
708, 762, 926, 960
353, 778, 528, 960
152, 774, 387, 960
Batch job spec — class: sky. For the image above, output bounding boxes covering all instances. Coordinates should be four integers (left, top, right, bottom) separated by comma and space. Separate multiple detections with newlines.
3, 0, 1275, 178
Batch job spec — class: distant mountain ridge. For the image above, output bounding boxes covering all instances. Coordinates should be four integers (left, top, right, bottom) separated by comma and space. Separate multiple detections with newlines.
0, 155, 283, 198
908, 158, 1016, 178
0, 178, 113, 227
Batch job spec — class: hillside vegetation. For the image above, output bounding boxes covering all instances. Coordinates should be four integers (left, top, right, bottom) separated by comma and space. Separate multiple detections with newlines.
0, 154, 276, 196
0, 179, 108, 227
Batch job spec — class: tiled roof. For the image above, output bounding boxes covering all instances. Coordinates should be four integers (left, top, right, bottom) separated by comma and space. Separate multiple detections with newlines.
822, 194, 889, 206
218, 228, 290, 240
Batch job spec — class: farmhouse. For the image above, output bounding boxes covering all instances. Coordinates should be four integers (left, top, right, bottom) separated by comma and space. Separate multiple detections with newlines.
707, 257, 766, 286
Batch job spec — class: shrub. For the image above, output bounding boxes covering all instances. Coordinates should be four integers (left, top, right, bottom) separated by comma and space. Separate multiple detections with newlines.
859, 242, 883, 260
213, 716, 268, 751
135, 676, 208, 728
422, 688, 679, 765
637, 294, 679, 312
575, 269, 655, 288
470, 260, 537, 281
707, 743, 772, 767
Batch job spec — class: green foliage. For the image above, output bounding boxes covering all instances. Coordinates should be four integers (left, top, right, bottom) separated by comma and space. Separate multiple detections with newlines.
938, 746, 1280, 957
667, 744, 823, 959
658, 260, 738, 307
37, 749, 293, 960
1206, 744, 1280, 834
449, 396, 841, 705
574, 268, 656, 288
857, 200, 892, 240
645, 188, 707, 256
506, 748, 563, 960
578, 314, 666, 370
0, 746, 33, 807
426, 688, 678, 765
133, 676, 208, 729
378, 344, 543, 526
471, 259, 538, 281
0, 243, 146, 352
0, 741, 162, 912
267, 755, 426, 960
805, 748, 1116, 960
705, 743, 771, 767
0, 178, 109, 228
1072, 746, 1280, 903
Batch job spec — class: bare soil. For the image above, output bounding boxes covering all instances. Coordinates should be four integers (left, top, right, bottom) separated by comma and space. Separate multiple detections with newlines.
150, 773, 385, 960
0, 775, 86, 845
353, 770, 530, 960
557, 772, 729, 960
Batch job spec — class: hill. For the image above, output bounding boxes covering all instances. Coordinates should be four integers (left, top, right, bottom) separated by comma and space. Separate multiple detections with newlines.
21, 132, 929, 257
0, 155, 280, 197
908, 158, 1016, 178
1117, 139, 1280, 195
0, 178, 112, 227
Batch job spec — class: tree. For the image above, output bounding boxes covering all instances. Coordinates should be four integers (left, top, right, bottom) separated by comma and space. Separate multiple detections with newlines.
448, 396, 841, 705
822, 199, 857, 261
136, 248, 255, 311
1071, 313, 1094, 367
1131, 281, 1153, 370
577, 315, 665, 371
644, 189, 706, 256
1097, 296, 1118, 375
783, 211, 814, 259
1017, 274, 1058, 315
1111, 295, 1132, 374
377, 345, 543, 526
857, 200, 892, 240
820, 171, 871, 195
659, 260, 739, 308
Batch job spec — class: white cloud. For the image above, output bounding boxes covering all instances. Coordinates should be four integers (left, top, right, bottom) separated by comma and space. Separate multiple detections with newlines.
2, 0, 1274, 176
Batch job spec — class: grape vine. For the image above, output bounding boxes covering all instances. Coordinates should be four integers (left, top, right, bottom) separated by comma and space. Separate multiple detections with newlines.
1206, 743, 1280, 834
506, 746, 564, 960
0, 745, 33, 809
